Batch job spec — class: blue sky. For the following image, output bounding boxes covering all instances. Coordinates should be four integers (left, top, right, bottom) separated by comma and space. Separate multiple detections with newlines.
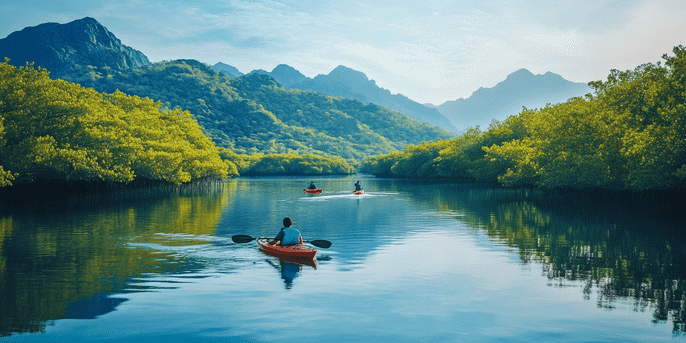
1, 0, 685, 105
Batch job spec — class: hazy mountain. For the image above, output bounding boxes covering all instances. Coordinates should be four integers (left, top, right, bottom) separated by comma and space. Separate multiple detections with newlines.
240, 64, 460, 133
437, 69, 592, 131
268, 64, 309, 87
0, 17, 149, 78
213, 62, 243, 77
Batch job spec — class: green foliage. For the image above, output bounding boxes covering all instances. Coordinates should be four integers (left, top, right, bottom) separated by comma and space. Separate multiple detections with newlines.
63, 60, 455, 162
219, 148, 354, 175
0, 60, 232, 187
364, 45, 686, 191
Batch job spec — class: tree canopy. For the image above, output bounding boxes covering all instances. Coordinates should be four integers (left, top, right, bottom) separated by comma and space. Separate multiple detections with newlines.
363, 45, 686, 191
0, 60, 234, 188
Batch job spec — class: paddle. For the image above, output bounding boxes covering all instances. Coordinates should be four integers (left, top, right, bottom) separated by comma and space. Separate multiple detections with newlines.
231, 234, 332, 249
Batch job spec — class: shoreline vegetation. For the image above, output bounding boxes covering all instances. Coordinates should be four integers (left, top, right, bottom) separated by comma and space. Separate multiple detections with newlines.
2, 46, 686, 205
0, 59, 234, 190
0, 60, 353, 199
362, 45, 686, 197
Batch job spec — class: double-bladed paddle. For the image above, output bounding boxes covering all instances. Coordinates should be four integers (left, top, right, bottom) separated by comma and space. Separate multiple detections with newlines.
231, 234, 332, 249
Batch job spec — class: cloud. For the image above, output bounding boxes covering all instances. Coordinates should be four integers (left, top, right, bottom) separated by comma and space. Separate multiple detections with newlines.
1, 0, 685, 104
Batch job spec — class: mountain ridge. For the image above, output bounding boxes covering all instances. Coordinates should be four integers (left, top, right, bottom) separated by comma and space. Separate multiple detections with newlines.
217, 62, 591, 134
436, 68, 592, 130
239, 64, 460, 133
0, 17, 149, 77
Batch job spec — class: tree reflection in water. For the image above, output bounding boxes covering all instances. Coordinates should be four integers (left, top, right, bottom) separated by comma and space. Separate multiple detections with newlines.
444, 187, 686, 335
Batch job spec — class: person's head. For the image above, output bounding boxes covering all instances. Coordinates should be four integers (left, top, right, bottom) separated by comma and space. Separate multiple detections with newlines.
310, 181, 314, 184
356, 181, 359, 184
283, 217, 292, 227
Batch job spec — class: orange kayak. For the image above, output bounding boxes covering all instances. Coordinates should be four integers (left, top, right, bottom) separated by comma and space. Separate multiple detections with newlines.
257, 238, 317, 259
304, 188, 323, 194
352, 189, 364, 195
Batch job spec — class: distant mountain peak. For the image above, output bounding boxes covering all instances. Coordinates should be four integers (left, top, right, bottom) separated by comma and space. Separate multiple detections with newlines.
506, 68, 534, 80
213, 62, 243, 77
437, 69, 591, 131
329, 65, 370, 83
272, 64, 299, 73
269, 64, 307, 87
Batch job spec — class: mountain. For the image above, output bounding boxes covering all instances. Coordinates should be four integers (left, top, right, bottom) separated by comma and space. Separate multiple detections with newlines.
0, 17, 149, 78
234, 64, 459, 133
436, 69, 592, 131
213, 62, 243, 77
268, 64, 308, 87
1, 17, 454, 162
67, 60, 455, 161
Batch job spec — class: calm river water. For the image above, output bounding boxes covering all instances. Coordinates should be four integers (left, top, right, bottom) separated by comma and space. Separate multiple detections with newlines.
1, 175, 685, 342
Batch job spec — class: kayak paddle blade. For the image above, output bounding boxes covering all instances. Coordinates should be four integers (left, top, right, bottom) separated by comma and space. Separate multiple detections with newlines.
307, 240, 332, 249
231, 235, 256, 243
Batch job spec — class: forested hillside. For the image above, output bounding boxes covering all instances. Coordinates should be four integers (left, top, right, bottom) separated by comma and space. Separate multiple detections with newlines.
0, 60, 232, 189
247, 64, 459, 133
363, 45, 686, 191
65, 59, 455, 162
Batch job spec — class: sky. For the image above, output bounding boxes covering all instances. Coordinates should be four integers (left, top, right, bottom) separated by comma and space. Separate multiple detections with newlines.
1, 0, 685, 105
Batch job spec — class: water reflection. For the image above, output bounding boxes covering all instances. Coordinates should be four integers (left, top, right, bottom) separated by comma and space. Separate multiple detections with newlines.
0, 180, 233, 336
1, 176, 686, 338
263, 256, 317, 290
64, 293, 128, 319
400, 183, 686, 335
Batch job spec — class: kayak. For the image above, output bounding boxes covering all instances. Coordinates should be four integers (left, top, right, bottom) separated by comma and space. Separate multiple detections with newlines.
304, 188, 323, 194
257, 238, 317, 259
352, 189, 364, 195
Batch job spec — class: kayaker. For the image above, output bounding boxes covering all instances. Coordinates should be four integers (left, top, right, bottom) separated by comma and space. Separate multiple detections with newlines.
354, 181, 362, 191
307, 181, 317, 190
270, 217, 303, 246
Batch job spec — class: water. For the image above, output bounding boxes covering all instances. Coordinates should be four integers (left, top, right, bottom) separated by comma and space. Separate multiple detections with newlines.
1, 175, 685, 342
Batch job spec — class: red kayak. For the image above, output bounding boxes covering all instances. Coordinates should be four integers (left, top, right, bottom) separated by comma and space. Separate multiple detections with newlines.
304, 188, 323, 194
352, 189, 364, 195
257, 238, 317, 259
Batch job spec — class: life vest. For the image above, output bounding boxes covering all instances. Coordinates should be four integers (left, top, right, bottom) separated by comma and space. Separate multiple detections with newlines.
280, 227, 301, 246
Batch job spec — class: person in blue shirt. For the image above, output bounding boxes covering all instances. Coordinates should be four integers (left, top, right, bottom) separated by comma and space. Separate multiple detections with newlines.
307, 181, 317, 189
270, 217, 302, 246
354, 181, 362, 191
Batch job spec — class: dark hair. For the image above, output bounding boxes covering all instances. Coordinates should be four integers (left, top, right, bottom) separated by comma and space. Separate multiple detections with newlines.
283, 217, 292, 227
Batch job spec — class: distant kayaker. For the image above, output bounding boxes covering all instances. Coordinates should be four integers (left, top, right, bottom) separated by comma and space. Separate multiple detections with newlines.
307, 181, 317, 190
354, 181, 362, 191
270, 217, 303, 246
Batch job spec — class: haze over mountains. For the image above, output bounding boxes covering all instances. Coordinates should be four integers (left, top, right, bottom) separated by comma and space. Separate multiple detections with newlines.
214, 62, 591, 133
242, 64, 460, 133
434, 69, 592, 130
